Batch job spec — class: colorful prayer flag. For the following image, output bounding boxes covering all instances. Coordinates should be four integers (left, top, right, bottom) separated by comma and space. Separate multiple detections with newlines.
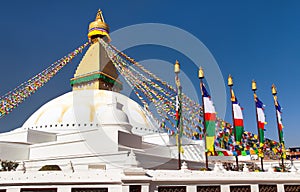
254, 93, 266, 144
231, 89, 244, 143
175, 74, 183, 154
274, 96, 284, 143
274, 95, 286, 158
201, 83, 216, 153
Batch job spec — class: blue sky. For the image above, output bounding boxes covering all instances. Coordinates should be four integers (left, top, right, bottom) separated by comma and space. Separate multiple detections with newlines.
0, 1, 299, 147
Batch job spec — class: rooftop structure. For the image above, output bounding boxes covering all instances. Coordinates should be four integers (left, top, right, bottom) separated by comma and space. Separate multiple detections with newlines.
0, 9, 299, 192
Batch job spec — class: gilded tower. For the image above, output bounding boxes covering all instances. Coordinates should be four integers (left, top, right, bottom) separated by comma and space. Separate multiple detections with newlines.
70, 10, 122, 92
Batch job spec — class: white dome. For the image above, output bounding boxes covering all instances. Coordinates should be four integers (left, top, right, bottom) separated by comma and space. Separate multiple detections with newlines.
22, 90, 158, 132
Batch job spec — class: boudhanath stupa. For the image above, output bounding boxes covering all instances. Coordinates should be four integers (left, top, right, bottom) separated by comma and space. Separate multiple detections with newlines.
0, 9, 299, 192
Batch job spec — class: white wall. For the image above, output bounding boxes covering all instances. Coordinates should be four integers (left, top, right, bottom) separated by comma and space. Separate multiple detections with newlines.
0, 142, 29, 160
27, 129, 57, 144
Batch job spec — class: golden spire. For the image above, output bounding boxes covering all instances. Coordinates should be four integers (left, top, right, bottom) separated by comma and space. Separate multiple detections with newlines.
198, 67, 204, 79
88, 9, 110, 42
228, 74, 233, 86
272, 84, 277, 95
95, 9, 105, 22
252, 80, 257, 91
174, 60, 180, 73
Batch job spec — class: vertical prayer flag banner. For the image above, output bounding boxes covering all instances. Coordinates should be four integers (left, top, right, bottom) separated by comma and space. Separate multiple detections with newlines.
231, 89, 244, 143
254, 93, 266, 145
175, 94, 183, 138
201, 84, 216, 153
274, 96, 284, 143
175, 74, 183, 153
175, 95, 180, 126
274, 95, 286, 159
175, 75, 183, 137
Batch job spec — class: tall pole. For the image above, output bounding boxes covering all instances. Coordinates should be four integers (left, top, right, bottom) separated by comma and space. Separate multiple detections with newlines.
174, 60, 181, 170
252, 80, 264, 171
272, 84, 284, 168
198, 67, 209, 170
228, 75, 239, 170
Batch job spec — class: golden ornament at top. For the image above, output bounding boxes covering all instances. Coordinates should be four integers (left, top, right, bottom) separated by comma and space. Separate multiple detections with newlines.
228, 74, 233, 86
198, 67, 204, 79
88, 9, 110, 41
252, 80, 257, 91
272, 84, 277, 95
174, 60, 180, 73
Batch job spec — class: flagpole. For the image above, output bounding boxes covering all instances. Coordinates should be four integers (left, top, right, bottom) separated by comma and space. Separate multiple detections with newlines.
174, 60, 182, 170
252, 80, 264, 171
198, 67, 209, 170
272, 84, 284, 168
228, 75, 239, 170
